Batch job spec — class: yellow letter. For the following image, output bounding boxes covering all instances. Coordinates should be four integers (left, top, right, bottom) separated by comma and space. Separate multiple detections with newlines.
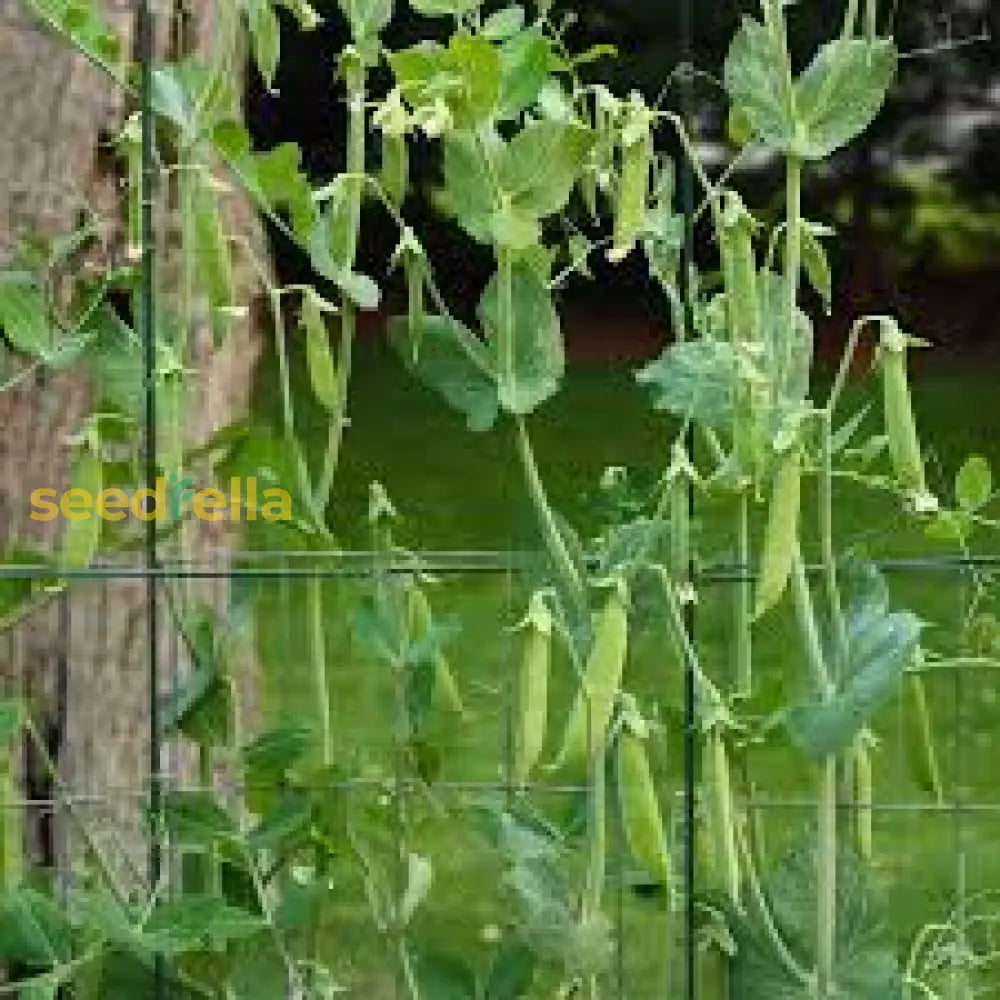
61, 488, 92, 522
193, 488, 227, 522
261, 488, 292, 521
132, 478, 167, 522
97, 488, 129, 522
30, 489, 59, 521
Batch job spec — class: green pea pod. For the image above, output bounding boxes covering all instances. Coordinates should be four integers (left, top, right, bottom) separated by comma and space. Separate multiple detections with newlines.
608, 98, 652, 264
513, 592, 552, 787
617, 727, 670, 884
706, 728, 740, 910
551, 578, 629, 772
879, 321, 927, 497
403, 248, 425, 363
754, 446, 801, 620
0, 752, 22, 891
380, 131, 408, 208
854, 737, 873, 863
407, 585, 466, 718
721, 192, 759, 347
60, 448, 102, 571
904, 658, 943, 803
193, 170, 235, 329
301, 292, 340, 413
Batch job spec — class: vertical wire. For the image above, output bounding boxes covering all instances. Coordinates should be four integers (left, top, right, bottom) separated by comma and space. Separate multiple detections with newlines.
678, 0, 698, 996
138, 0, 164, 995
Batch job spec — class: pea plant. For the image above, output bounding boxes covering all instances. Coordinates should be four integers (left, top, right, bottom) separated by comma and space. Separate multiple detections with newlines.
0, 0, 997, 997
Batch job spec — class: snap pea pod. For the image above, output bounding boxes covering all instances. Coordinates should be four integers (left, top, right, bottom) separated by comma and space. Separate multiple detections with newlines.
407, 584, 466, 718
512, 592, 552, 787
617, 724, 670, 884
754, 446, 802, 620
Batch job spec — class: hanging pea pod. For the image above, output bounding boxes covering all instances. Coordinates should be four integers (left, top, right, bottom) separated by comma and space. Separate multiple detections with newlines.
754, 444, 802, 620
551, 577, 629, 772
374, 87, 409, 208
301, 290, 340, 413
60, 442, 102, 572
904, 652, 943, 803
720, 191, 760, 347
118, 114, 142, 263
854, 734, 873, 863
403, 246, 425, 364
512, 592, 552, 788
406, 584, 466, 719
192, 167, 236, 335
616, 719, 671, 885
878, 319, 929, 500
706, 727, 740, 910
608, 94, 652, 264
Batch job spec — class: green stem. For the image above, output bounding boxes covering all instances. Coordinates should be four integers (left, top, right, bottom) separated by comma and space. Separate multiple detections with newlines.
308, 576, 332, 766
735, 489, 753, 698
783, 157, 802, 395
315, 51, 366, 511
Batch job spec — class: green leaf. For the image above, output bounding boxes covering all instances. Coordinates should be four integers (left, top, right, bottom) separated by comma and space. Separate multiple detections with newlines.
0, 887, 72, 966
242, 726, 318, 786
412, 950, 478, 1000
143, 897, 265, 955
636, 340, 739, 429
483, 6, 524, 39
499, 120, 594, 219
408, 0, 479, 15
478, 262, 564, 415
956, 455, 992, 511
482, 937, 536, 999
246, 793, 313, 853
389, 314, 500, 431
339, 0, 393, 40
732, 836, 904, 1000
162, 791, 241, 849
245, 0, 281, 88
723, 17, 794, 151
438, 132, 495, 243
489, 203, 541, 250
0, 273, 52, 357
794, 37, 897, 159
785, 565, 921, 758
758, 270, 813, 405
497, 27, 556, 116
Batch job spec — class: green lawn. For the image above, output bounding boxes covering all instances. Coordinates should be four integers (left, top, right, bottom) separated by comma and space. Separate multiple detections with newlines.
242, 338, 1000, 997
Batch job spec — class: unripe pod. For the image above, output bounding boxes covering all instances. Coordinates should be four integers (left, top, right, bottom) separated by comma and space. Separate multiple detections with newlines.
608, 96, 652, 264
380, 131, 408, 209
512, 592, 552, 787
61, 448, 102, 571
302, 291, 340, 413
879, 320, 928, 497
854, 737, 873, 863
617, 726, 670, 884
754, 445, 801, 620
552, 578, 629, 771
407, 585, 465, 717
904, 661, 943, 803
706, 728, 740, 910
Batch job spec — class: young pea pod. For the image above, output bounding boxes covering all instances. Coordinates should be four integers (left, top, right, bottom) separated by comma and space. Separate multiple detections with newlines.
720, 191, 760, 347
706, 727, 740, 910
301, 291, 341, 413
403, 246, 425, 364
608, 95, 652, 264
904, 654, 943, 803
551, 578, 629, 772
754, 445, 801, 620
879, 320, 929, 499
407, 584, 466, 718
380, 132, 408, 209
0, 750, 22, 891
854, 735, 873, 863
192, 168, 235, 332
512, 592, 552, 787
60, 445, 102, 571
617, 723, 671, 884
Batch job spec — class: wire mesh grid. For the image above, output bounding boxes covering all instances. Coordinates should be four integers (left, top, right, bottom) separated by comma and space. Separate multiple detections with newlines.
1, 0, 999, 998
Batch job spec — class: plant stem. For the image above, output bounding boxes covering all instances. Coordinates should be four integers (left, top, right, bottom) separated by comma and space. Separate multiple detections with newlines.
308, 576, 332, 766
315, 51, 366, 511
735, 489, 752, 698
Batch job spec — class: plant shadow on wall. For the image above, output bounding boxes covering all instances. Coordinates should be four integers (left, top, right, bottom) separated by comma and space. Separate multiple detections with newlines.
1, 1, 1000, 999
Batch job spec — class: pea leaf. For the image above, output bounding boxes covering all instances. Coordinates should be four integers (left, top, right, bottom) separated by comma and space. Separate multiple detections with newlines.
245, 0, 281, 88
301, 294, 340, 412
497, 27, 557, 116
635, 340, 739, 429
482, 937, 537, 999
499, 119, 594, 219
438, 132, 496, 243
478, 262, 565, 415
412, 951, 478, 1000
143, 898, 266, 955
483, 6, 524, 39
794, 37, 897, 159
723, 17, 794, 151
785, 564, 921, 758
0, 272, 52, 358
0, 888, 73, 967
956, 455, 992, 511
162, 791, 242, 849
389, 314, 500, 431
338, 0, 393, 40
